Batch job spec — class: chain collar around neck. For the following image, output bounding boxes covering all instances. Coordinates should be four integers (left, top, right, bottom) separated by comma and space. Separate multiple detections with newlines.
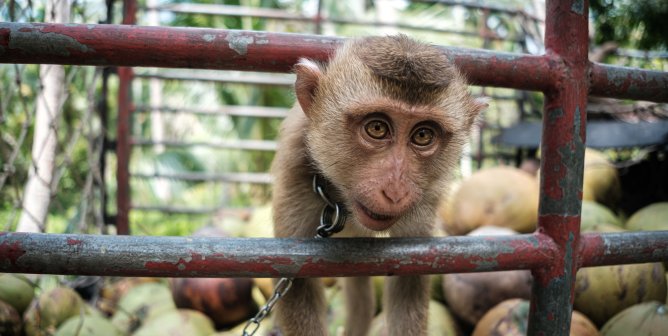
312, 175, 347, 238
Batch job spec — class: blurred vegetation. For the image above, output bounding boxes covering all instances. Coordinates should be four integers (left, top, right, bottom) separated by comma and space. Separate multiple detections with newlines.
590, 0, 668, 50
1, 0, 666, 236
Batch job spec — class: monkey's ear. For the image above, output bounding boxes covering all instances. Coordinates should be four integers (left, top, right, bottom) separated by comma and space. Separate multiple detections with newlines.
467, 96, 490, 126
294, 58, 323, 118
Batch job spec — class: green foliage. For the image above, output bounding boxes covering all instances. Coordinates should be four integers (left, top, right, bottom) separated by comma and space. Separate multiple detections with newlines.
591, 0, 668, 49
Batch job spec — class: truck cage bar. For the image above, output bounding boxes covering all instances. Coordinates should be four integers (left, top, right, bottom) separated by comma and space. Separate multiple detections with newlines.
1, 1, 668, 335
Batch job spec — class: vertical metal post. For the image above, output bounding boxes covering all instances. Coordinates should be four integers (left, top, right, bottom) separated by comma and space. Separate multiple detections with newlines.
528, 0, 589, 335
115, 0, 137, 235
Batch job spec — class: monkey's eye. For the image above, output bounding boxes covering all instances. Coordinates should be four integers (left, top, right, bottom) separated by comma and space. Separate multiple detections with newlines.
411, 127, 435, 146
364, 120, 390, 139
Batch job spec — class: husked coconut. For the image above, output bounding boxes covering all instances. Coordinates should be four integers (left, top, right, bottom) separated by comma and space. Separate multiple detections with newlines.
438, 166, 539, 235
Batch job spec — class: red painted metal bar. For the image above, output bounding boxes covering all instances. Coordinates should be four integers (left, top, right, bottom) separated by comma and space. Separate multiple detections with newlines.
2, 22, 666, 102
114, 0, 137, 235
115, 66, 131, 235
1, 231, 667, 277
0, 23, 550, 91
528, 1, 590, 335
590, 62, 668, 102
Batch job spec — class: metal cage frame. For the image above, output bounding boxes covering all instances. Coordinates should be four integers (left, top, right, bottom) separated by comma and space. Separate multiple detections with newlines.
1, 1, 668, 334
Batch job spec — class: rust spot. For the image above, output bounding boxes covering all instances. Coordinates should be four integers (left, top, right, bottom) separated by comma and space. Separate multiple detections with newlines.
0, 240, 26, 267
67, 238, 83, 246
144, 252, 291, 276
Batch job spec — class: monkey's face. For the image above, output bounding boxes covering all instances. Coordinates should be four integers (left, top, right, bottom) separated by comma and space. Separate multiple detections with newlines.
293, 36, 486, 233
307, 97, 465, 232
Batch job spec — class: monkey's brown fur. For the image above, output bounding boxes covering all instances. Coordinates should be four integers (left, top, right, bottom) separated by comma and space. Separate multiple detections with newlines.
272, 35, 486, 336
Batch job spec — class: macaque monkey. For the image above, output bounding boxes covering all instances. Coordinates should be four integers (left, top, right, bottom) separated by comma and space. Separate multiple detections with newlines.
272, 35, 487, 336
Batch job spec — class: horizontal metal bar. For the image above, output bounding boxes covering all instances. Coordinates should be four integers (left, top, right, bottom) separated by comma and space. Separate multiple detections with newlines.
1, 231, 667, 278
134, 105, 289, 118
2, 23, 666, 101
0, 232, 556, 277
580, 231, 668, 267
132, 171, 273, 184
131, 139, 277, 151
135, 70, 294, 86
590, 62, 668, 102
0, 23, 551, 92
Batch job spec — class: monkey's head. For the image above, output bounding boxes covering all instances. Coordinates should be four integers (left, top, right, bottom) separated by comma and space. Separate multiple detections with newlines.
295, 35, 487, 233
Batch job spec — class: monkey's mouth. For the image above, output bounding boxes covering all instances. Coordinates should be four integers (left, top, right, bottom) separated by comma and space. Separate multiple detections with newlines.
354, 202, 398, 231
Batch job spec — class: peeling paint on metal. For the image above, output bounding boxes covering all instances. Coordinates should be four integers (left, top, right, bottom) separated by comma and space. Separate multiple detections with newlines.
256, 39, 269, 45
225, 32, 254, 55
7, 24, 94, 56
202, 34, 216, 42
571, 0, 585, 15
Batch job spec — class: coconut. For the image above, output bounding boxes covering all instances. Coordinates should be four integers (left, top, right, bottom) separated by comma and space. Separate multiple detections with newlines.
473, 298, 599, 336
574, 262, 666, 326
23, 287, 84, 336
170, 277, 258, 329
625, 202, 668, 231
132, 309, 215, 336
601, 301, 668, 335
580, 201, 623, 231
442, 226, 532, 325
55, 315, 123, 336
582, 149, 621, 208
439, 166, 539, 235
369, 301, 458, 336
0, 300, 21, 336
98, 277, 161, 316
0, 273, 35, 315
111, 282, 176, 334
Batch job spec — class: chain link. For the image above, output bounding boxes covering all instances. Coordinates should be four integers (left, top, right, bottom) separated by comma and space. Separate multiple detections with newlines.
241, 175, 347, 335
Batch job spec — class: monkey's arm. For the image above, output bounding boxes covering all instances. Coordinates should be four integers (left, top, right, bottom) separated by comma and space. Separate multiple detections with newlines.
272, 108, 329, 335
385, 275, 430, 336
344, 276, 375, 336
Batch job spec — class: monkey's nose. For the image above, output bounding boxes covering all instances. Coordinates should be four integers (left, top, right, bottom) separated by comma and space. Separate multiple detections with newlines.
382, 186, 408, 205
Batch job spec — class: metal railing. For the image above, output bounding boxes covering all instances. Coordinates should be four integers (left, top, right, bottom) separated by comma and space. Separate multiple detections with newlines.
1, 0, 668, 335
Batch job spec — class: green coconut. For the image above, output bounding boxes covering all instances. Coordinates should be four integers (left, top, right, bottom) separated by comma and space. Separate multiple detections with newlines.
23, 287, 84, 336
132, 309, 215, 336
574, 262, 666, 326
111, 282, 176, 334
55, 315, 123, 336
580, 201, 622, 231
0, 273, 35, 315
601, 301, 668, 336
625, 202, 668, 231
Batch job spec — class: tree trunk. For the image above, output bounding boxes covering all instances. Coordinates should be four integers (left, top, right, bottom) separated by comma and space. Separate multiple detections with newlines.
17, 0, 70, 232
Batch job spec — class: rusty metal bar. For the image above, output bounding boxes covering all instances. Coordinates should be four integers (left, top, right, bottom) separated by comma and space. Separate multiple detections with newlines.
590, 63, 668, 101
114, 0, 137, 235
580, 232, 668, 267
116, 66, 132, 235
528, 1, 590, 335
2, 231, 667, 278
2, 23, 666, 101
0, 23, 548, 93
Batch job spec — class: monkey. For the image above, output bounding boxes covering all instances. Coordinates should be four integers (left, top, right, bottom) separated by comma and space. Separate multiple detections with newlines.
271, 35, 487, 336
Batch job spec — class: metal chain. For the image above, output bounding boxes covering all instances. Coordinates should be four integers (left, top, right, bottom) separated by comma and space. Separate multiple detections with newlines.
242, 175, 347, 336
